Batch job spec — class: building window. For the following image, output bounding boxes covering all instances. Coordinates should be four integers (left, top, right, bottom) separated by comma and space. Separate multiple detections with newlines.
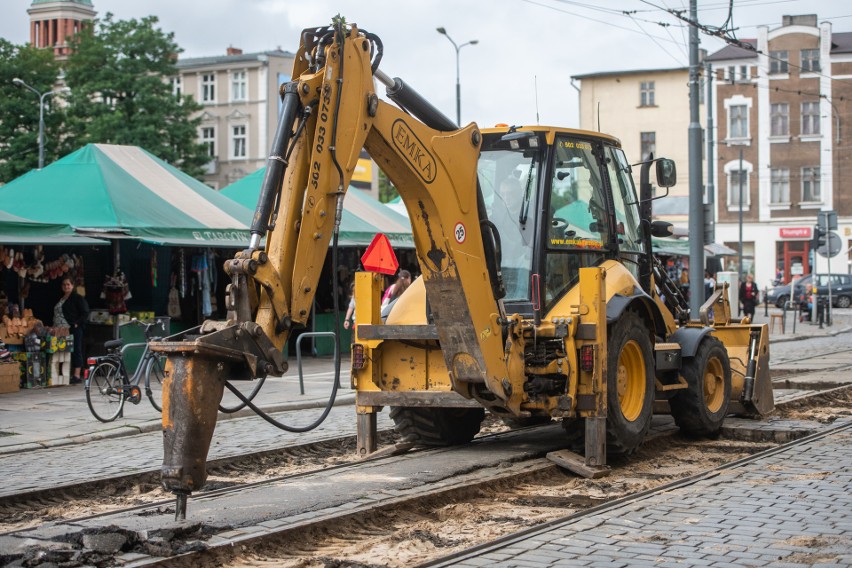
727, 66, 736, 83
201, 127, 215, 158
770, 168, 789, 204
729, 104, 748, 139
232, 125, 246, 158
231, 71, 247, 102
802, 167, 821, 202
801, 49, 820, 72
201, 73, 216, 103
727, 170, 750, 208
802, 102, 820, 136
640, 132, 656, 161
739, 65, 749, 81
770, 103, 789, 136
170, 76, 182, 97
639, 81, 655, 107
769, 51, 788, 74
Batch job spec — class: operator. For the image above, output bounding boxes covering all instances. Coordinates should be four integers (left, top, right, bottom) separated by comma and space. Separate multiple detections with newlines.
490, 175, 533, 299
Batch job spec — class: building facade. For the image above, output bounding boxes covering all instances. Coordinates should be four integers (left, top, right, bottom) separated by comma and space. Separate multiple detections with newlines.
27, 0, 96, 61
174, 48, 295, 190
707, 14, 852, 287
571, 67, 705, 226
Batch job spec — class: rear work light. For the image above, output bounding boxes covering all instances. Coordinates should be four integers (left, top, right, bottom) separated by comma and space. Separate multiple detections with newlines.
351, 344, 366, 370
580, 345, 595, 373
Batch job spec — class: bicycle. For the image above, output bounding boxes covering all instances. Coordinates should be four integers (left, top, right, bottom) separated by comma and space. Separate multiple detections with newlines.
84, 319, 167, 423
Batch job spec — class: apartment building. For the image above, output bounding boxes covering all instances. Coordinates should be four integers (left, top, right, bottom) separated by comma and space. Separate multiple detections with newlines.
571, 66, 704, 226
174, 48, 295, 190
707, 14, 852, 286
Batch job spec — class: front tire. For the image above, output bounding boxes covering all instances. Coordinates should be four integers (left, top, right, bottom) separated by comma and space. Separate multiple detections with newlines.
669, 336, 731, 437
605, 311, 655, 455
775, 295, 788, 309
835, 295, 851, 309
390, 407, 484, 446
86, 361, 125, 423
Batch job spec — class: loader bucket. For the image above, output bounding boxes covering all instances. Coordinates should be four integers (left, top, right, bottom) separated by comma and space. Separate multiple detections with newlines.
712, 323, 774, 416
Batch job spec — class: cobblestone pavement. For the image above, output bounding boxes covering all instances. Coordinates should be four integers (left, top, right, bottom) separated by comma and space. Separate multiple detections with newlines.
445, 424, 852, 568
0, 310, 848, 500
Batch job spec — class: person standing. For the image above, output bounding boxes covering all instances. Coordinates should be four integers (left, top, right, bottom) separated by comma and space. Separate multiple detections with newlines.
54, 277, 90, 384
704, 270, 716, 301
343, 282, 356, 331
739, 273, 759, 320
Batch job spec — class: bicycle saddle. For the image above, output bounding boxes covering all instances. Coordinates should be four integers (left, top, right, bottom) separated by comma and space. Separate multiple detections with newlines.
104, 338, 124, 350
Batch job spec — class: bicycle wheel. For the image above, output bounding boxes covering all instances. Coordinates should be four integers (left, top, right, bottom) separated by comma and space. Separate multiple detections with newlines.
86, 361, 125, 423
145, 353, 166, 413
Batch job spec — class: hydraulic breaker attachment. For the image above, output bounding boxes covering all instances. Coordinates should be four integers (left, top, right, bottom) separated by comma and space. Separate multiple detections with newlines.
153, 320, 288, 517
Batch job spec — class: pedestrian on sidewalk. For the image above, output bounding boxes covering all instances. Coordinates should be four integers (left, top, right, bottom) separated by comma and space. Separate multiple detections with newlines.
740, 273, 759, 320
54, 277, 90, 384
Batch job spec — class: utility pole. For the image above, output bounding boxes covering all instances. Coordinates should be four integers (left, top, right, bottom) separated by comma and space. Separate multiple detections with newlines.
738, 147, 744, 281
704, 60, 715, 248
687, 0, 704, 317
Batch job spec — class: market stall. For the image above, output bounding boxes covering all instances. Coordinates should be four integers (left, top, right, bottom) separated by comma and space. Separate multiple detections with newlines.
0, 144, 254, 391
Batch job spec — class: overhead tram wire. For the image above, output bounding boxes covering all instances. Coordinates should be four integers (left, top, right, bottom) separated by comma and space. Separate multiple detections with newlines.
520, 0, 685, 46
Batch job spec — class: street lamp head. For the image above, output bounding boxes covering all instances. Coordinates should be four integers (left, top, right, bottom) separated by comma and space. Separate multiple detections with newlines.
12, 78, 24, 87
470, 40, 479, 45
436, 27, 447, 35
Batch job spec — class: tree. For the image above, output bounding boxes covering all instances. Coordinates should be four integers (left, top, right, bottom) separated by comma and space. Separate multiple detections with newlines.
0, 39, 65, 183
64, 14, 208, 177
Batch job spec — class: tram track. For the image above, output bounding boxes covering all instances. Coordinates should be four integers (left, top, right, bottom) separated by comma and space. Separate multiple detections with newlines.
2, 385, 850, 567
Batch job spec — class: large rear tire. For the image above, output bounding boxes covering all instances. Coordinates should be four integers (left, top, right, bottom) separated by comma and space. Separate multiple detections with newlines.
390, 407, 485, 446
669, 336, 731, 437
605, 311, 655, 455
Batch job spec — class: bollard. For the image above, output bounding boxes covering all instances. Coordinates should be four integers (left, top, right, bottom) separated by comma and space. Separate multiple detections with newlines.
764, 286, 769, 318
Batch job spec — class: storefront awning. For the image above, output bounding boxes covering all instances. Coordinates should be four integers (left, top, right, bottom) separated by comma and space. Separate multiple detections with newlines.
0, 144, 253, 248
0, 210, 108, 245
652, 237, 737, 257
220, 167, 414, 248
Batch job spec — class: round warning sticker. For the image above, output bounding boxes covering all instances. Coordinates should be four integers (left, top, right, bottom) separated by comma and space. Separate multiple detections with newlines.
454, 222, 466, 244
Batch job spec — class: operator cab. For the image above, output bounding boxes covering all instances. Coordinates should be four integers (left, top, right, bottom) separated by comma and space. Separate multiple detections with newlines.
479, 127, 646, 318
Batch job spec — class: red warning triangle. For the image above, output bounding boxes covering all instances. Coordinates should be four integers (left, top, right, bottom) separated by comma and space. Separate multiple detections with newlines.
361, 233, 399, 275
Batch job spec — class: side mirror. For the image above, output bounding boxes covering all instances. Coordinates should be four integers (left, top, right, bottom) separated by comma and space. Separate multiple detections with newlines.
655, 159, 677, 188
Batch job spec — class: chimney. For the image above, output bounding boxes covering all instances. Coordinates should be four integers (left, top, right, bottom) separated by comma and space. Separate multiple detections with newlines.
226, 46, 243, 56
782, 15, 817, 27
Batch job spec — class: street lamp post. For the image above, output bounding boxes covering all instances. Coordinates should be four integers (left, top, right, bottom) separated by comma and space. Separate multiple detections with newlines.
12, 78, 69, 169
436, 27, 478, 127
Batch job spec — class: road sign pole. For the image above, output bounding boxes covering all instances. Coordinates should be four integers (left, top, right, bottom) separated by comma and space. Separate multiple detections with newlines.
825, 214, 832, 326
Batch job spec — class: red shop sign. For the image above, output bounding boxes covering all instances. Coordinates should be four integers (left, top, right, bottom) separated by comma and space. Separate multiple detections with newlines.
779, 227, 811, 239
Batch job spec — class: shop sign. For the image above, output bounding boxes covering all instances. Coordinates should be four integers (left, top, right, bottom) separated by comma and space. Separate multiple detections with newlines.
779, 227, 811, 239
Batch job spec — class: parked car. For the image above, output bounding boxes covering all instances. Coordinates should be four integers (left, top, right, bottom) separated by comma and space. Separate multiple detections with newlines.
766, 274, 852, 308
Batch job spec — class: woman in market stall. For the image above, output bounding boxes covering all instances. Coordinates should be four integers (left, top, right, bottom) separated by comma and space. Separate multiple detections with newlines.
54, 277, 90, 384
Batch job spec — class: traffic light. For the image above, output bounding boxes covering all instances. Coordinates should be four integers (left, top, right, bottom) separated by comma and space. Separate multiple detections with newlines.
811, 225, 826, 252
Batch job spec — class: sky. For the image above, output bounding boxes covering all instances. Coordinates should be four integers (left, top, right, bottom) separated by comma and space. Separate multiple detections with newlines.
1, 0, 849, 129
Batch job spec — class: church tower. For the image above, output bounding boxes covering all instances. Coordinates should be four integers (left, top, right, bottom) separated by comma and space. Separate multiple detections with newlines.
28, 0, 97, 60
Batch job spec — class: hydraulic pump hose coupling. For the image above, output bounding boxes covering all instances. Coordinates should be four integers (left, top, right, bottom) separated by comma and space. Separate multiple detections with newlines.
741, 329, 760, 403
161, 353, 226, 502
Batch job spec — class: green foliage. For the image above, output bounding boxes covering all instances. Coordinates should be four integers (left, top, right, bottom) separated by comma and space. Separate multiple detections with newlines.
64, 13, 208, 177
0, 39, 65, 183
377, 169, 398, 203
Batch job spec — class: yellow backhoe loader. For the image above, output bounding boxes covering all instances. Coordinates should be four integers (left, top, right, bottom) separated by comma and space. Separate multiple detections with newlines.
152, 18, 773, 518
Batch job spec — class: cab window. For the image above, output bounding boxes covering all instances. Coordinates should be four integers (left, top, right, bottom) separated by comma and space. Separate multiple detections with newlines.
478, 140, 540, 301
544, 136, 608, 305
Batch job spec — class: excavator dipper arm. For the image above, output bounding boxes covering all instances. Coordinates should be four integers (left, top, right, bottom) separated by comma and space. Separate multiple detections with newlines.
153, 21, 515, 511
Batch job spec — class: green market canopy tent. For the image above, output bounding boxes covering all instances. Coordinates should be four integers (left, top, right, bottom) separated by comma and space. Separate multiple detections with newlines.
0, 210, 107, 245
0, 144, 253, 247
220, 167, 414, 248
